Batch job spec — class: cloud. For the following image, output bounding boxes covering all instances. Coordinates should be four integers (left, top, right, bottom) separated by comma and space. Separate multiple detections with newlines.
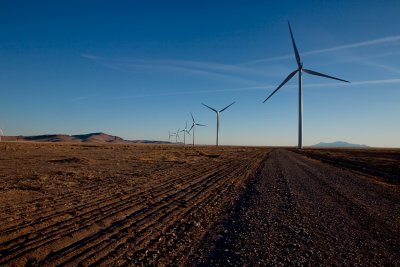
241, 34, 400, 65
315, 49, 400, 66
82, 54, 276, 84
108, 78, 400, 99
359, 61, 400, 74
303, 78, 400, 88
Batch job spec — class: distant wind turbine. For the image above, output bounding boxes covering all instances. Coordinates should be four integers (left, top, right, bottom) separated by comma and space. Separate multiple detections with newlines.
263, 22, 350, 149
180, 122, 191, 145
175, 128, 180, 144
168, 131, 175, 142
189, 112, 206, 146
0, 128, 3, 142
202, 102, 235, 146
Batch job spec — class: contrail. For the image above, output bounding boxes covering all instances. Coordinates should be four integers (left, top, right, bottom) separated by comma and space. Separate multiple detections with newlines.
242, 34, 400, 65
305, 78, 400, 88
108, 78, 400, 100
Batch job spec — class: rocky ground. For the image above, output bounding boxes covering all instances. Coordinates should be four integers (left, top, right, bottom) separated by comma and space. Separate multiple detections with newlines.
0, 143, 399, 266
192, 149, 400, 266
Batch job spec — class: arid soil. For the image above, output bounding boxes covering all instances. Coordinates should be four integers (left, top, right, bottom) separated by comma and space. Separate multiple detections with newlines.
0, 142, 267, 266
294, 148, 400, 184
192, 149, 400, 266
1, 143, 399, 266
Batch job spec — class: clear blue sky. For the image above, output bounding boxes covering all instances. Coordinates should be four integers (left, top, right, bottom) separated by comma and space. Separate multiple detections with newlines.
1, 0, 399, 147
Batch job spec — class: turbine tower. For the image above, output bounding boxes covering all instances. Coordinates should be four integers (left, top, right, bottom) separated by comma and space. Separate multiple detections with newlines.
168, 131, 174, 142
263, 22, 349, 149
202, 102, 235, 146
189, 112, 206, 146
0, 128, 3, 142
180, 122, 191, 145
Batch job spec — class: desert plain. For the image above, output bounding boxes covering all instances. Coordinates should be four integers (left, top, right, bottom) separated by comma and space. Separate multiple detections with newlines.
0, 142, 399, 266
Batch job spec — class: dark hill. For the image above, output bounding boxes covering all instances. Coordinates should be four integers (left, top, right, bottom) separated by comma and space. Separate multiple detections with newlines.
2, 133, 170, 144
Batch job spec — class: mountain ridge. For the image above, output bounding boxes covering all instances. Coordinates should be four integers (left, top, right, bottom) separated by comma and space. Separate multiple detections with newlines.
1, 132, 170, 144
312, 141, 369, 148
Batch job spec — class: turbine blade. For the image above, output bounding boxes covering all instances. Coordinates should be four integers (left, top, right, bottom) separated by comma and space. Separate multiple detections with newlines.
196, 124, 207, 127
288, 21, 301, 67
189, 125, 194, 131
190, 112, 195, 123
185, 130, 191, 136
202, 103, 218, 113
263, 69, 298, 103
303, 68, 350, 83
220, 101, 235, 112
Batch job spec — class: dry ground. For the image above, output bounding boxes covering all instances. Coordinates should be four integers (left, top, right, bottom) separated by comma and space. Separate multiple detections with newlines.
0, 142, 267, 266
192, 149, 400, 266
0, 143, 399, 266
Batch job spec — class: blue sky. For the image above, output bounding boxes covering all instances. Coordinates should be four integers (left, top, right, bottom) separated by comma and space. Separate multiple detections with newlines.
0, 0, 399, 147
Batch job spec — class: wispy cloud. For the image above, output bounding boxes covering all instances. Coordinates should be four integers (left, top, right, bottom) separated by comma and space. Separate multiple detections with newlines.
241, 34, 400, 65
107, 78, 400, 99
111, 85, 274, 100
303, 78, 400, 88
360, 61, 400, 74
315, 50, 400, 66
82, 54, 286, 85
70, 95, 93, 102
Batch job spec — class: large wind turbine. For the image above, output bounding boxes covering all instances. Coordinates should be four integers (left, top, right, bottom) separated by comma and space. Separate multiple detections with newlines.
189, 112, 206, 146
263, 22, 350, 149
180, 122, 191, 145
202, 102, 235, 146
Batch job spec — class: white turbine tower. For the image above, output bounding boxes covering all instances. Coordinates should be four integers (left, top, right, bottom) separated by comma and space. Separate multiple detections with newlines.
189, 112, 206, 146
263, 22, 349, 149
202, 102, 235, 146
0, 128, 3, 142
179, 122, 191, 145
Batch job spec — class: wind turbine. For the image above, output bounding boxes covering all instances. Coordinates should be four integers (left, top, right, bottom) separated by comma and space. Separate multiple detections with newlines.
180, 122, 191, 145
263, 22, 350, 149
0, 128, 3, 142
202, 102, 235, 146
168, 131, 175, 142
189, 112, 206, 146
175, 129, 180, 144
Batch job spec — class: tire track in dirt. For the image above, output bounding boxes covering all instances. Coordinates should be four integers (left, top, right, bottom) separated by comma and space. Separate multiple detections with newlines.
1, 159, 233, 263
0, 149, 266, 266
97, 153, 264, 267
0, 157, 227, 242
49, 152, 262, 267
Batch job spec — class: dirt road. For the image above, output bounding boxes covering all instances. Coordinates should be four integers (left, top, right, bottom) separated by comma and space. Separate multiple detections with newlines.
194, 149, 400, 266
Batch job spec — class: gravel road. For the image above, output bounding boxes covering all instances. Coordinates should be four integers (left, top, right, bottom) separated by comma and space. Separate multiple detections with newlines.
193, 148, 400, 266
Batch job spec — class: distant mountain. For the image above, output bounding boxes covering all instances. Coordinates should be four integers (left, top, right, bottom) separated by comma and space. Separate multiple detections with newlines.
312, 141, 369, 148
2, 132, 171, 144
